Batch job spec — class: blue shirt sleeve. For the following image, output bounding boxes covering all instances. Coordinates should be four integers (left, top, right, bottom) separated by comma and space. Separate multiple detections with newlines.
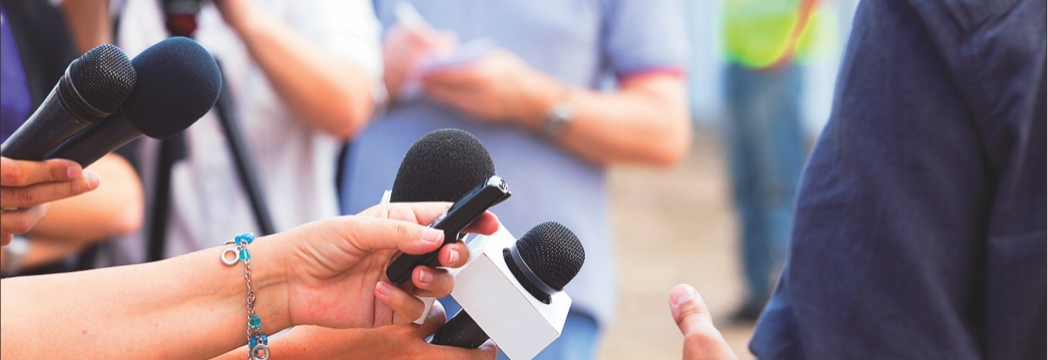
600, 0, 689, 76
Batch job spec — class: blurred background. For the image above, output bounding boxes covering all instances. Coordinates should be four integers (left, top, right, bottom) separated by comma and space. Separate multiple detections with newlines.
598, 0, 858, 358
1, 0, 860, 358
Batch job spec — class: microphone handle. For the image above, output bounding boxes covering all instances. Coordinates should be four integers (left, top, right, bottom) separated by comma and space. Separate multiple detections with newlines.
1, 84, 94, 160
430, 309, 490, 348
45, 111, 142, 167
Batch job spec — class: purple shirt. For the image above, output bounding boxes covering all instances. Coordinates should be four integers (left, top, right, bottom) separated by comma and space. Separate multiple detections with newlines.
1, 4, 32, 143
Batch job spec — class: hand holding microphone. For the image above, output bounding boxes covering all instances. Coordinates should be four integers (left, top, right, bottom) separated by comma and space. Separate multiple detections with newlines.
384, 129, 510, 285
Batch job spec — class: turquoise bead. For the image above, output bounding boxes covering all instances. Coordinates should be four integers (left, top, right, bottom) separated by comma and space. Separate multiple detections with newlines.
235, 233, 255, 246
239, 248, 251, 261
249, 315, 261, 329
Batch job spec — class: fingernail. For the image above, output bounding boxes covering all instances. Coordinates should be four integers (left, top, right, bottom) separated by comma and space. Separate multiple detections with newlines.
375, 281, 392, 296
67, 164, 82, 179
422, 228, 444, 245
672, 287, 696, 308
447, 249, 459, 265
84, 171, 100, 190
417, 269, 432, 284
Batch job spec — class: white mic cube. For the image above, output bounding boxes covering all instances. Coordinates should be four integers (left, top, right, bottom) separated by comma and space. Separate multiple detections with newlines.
450, 226, 572, 360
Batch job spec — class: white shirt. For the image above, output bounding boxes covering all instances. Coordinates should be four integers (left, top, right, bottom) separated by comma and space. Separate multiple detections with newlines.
106, 0, 382, 264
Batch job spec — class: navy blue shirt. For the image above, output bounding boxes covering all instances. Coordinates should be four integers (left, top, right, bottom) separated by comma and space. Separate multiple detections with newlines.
750, 0, 1046, 358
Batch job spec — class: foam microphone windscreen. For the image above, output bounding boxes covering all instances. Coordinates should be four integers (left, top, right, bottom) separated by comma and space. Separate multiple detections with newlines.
506, 221, 586, 303
124, 37, 221, 139
64, 44, 137, 121
390, 129, 496, 202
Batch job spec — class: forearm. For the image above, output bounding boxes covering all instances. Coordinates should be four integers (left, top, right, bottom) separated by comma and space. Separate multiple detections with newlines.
515, 72, 692, 167
59, 0, 112, 54
233, 10, 374, 139
0, 238, 290, 359
29, 154, 143, 243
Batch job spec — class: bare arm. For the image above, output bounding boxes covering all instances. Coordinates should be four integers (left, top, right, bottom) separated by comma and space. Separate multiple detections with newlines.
1, 203, 499, 359
214, 0, 375, 140
510, 71, 692, 167
419, 51, 692, 167
58, 0, 112, 54
28, 154, 143, 245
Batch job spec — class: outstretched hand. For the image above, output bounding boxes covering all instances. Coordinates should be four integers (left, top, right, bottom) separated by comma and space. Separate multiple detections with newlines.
272, 202, 498, 330
670, 284, 738, 360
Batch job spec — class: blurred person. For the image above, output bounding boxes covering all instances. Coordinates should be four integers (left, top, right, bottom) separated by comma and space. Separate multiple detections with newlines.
341, 1, 691, 358
108, 0, 382, 264
2, 200, 499, 360
669, 0, 1045, 358
0, 0, 143, 276
719, 0, 824, 322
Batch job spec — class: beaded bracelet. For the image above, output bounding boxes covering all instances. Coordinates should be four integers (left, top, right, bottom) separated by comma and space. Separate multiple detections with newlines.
221, 233, 270, 360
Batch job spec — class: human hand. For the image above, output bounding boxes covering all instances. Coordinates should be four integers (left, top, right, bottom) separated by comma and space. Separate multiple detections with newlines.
270, 202, 499, 330
670, 284, 738, 360
422, 50, 556, 127
0, 157, 99, 245
223, 301, 497, 360
383, 24, 458, 100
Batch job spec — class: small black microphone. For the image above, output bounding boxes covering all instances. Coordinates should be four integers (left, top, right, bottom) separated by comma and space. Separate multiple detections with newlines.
46, 37, 221, 167
384, 129, 508, 285
430, 221, 586, 348
1, 44, 136, 160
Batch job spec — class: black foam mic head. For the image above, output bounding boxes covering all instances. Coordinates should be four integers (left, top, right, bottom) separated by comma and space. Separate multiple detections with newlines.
390, 129, 496, 202
506, 221, 586, 303
123, 37, 221, 139
63, 44, 136, 121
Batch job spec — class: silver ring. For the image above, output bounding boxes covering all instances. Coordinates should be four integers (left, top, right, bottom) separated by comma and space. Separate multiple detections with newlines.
251, 344, 270, 360
220, 246, 239, 266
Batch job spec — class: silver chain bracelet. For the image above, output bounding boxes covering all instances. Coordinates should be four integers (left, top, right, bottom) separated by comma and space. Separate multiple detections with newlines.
221, 233, 270, 360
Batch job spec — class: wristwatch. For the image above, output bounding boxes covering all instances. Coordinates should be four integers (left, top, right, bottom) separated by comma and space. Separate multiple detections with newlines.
541, 100, 576, 140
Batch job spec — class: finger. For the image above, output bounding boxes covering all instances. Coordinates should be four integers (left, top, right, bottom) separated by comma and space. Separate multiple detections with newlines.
461, 212, 499, 236
0, 204, 50, 236
375, 281, 428, 324
412, 266, 455, 298
0, 171, 99, 208
670, 284, 738, 360
0, 158, 82, 187
341, 216, 446, 255
417, 300, 448, 336
474, 340, 498, 360
438, 242, 470, 268
420, 339, 499, 360
358, 202, 451, 226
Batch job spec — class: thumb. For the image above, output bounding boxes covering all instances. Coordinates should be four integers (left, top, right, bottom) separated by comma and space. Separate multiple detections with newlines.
340, 216, 446, 255
669, 284, 737, 360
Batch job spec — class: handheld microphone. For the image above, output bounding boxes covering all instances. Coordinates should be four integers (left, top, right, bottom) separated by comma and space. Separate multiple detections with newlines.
1, 44, 136, 160
384, 129, 510, 285
46, 37, 221, 167
430, 221, 585, 357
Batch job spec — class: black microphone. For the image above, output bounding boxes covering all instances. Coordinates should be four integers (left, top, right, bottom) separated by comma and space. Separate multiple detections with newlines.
46, 37, 221, 167
430, 221, 586, 348
384, 129, 507, 285
0, 44, 136, 160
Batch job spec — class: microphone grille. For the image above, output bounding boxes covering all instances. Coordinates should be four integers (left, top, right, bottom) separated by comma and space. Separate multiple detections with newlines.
67, 44, 137, 116
516, 221, 586, 292
123, 37, 221, 139
391, 129, 495, 202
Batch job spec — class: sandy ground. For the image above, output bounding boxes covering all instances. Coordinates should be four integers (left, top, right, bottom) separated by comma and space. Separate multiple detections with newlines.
596, 128, 756, 359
